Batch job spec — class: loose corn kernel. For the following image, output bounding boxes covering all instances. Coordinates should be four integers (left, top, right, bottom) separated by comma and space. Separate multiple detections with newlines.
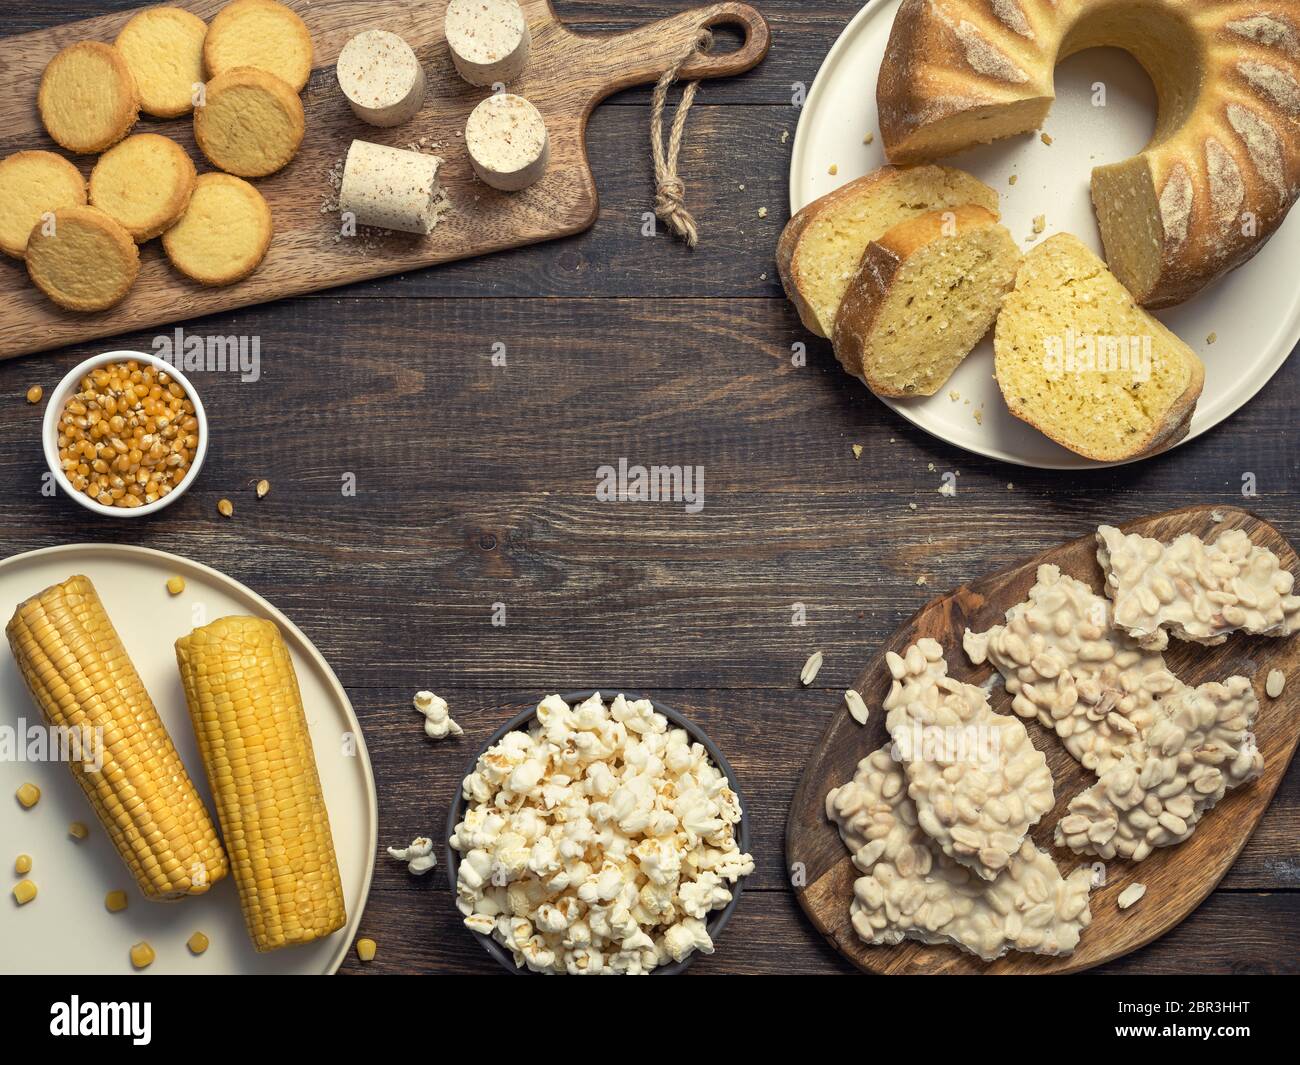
129, 941, 155, 969
187, 931, 209, 955
166, 575, 186, 596
13, 880, 37, 905
15, 855, 32, 875
355, 937, 377, 962
26, 385, 44, 404
15, 783, 40, 809
69, 822, 90, 841
105, 890, 129, 913
217, 498, 233, 518
256, 478, 270, 499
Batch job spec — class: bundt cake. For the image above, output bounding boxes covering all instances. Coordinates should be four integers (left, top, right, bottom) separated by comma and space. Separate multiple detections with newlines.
994, 233, 1205, 462
833, 204, 1021, 396
777, 164, 999, 337
877, 0, 1300, 307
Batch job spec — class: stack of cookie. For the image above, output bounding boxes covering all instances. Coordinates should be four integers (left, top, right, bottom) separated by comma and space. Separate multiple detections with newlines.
0, 0, 312, 313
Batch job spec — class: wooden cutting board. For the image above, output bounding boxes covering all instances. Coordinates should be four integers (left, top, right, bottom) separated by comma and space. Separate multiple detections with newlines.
786, 504, 1300, 975
0, 0, 770, 361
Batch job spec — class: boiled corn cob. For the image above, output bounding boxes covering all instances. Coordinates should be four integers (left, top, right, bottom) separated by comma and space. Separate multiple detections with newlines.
176, 616, 345, 952
6, 576, 228, 900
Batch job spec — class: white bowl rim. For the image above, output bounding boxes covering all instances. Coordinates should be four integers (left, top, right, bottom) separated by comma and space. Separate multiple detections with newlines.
41, 349, 209, 519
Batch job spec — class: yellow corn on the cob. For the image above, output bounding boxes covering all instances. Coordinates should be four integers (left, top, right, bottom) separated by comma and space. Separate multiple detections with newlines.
6, 576, 228, 900
176, 616, 346, 952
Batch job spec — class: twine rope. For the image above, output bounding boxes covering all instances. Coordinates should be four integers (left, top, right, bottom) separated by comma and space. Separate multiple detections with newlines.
651, 28, 714, 249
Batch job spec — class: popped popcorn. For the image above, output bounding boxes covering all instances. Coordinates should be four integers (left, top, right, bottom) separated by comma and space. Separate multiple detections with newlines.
414, 690, 463, 740
450, 693, 753, 973
387, 836, 437, 875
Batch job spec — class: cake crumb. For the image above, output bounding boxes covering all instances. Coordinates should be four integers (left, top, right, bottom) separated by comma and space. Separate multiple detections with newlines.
1210, 508, 1226, 522
1032, 215, 1045, 234
1008, 174, 1018, 185
780, 129, 789, 144
973, 408, 984, 425
758, 206, 768, 218
1206, 331, 1217, 344
948, 390, 961, 402
1041, 132, 1053, 145
915, 575, 928, 587
907, 502, 918, 511
863, 132, 874, 145
1006, 483, 1014, 491
852, 444, 863, 459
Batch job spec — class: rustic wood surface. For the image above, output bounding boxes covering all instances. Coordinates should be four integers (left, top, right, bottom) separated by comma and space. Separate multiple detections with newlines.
789, 505, 1300, 975
0, 0, 1296, 975
0, 0, 769, 359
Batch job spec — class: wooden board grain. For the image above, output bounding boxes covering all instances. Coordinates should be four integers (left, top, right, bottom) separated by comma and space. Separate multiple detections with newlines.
787, 504, 1300, 975
0, 0, 769, 359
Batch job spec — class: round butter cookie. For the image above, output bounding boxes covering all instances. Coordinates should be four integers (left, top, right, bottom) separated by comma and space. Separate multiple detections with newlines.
26, 205, 140, 312
194, 66, 305, 177
115, 6, 208, 118
90, 134, 197, 242
0, 150, 86, 259
163, 172, 272, 285
38, 41, 140, 155
203, 0, 313, 92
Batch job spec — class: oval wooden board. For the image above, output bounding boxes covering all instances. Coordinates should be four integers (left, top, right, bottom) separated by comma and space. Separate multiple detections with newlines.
0, 0, 770, 361
786, 504, 1300, 974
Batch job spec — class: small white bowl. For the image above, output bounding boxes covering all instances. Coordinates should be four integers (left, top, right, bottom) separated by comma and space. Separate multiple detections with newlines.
42, 350, 209, 519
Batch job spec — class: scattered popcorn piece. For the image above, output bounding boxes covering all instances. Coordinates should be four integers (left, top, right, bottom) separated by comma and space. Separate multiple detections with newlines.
15, 783, 39, 809
105, 890, 129, 913
780, 129, 789, 144
414, 690, 463, 740
13, 880, 37, 905
256, 478, 271, 499
800, 651, 824, 686
907, 502, 918, 511
26, 385, 43, 404
166, 575, 186, 596
68, 822, 89, 841
1210, 509, 1226, 522
1032, 214, 1045, 234
1266, 669, 1286, 698
938, 480, 956, 497
915, 576, 928, 586
757, 206, 767, 218
844, 688, 869, 725
852, 443, 863, 459
388, 836, 437, 875
1117, 883, 1146, 910
217, 498, 234, 518
355, 937, 377, 962
450, 693, 752, 974
187, 931, 209, 955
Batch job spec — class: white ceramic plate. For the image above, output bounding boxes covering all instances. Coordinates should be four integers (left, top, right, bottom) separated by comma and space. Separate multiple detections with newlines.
0, 544, 376, 975
790, 0, 1300, 469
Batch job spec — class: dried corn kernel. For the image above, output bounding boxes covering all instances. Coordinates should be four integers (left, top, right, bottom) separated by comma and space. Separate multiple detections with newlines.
256, 478, 270, 499
355, 937, 377, 962
217, 498, 233, 518
15, 783, 39, 809
26, 385, 43, 404
13, 880, 37, 905
166, 576, 186, 596
105, 889, 129, 913
69, 822, 89, 841
129, 941, 155, 969
14, 855, 32, 875
187, 931, 209, 955
55, 360, 198, 510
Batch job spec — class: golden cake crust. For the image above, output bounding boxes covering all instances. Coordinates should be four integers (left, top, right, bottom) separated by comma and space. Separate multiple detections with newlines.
89, 134, 197, 242
25, 205, 141, 312
0, 150, 87, 259
115, 6, 209, 118
163, 172, 273, 285
38, 41, 140, 155
194, 66, 305, 178
203, 0, 314, 93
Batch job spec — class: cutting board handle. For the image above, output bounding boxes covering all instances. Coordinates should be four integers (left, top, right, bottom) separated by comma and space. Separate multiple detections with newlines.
567, 2, 771, 105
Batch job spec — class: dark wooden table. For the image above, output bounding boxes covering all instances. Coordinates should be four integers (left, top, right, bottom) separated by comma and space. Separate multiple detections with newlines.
2, 1, 1296, 975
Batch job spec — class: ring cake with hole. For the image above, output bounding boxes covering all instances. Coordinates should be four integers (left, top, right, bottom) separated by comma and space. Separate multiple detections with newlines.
339, 140, 448, 234
876, 0, 1300, 307
336, 29, 426, 127
777, 164, 1000, 339
89, 134, 197, 242
38, 41, 140, 155
826, 746, 1093, 960
114, 5, 208, 118
465, 93, 550, 191
444, 0, 531, 87
0, 151, 87, 260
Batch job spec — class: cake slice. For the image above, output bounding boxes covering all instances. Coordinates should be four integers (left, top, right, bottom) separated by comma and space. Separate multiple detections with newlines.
833, 205, 1021, 396
993, 234, 1204, 462
776, 164, 999, 338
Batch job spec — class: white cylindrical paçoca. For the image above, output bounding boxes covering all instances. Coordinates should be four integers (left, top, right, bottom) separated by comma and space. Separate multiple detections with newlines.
465, 93, 550, 192
338, 139, 445, 234
444, 0, 531, 87
336, 29, 427, 127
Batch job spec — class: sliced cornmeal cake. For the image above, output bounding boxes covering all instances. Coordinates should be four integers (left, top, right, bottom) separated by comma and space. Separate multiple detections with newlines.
777, 164, 999, 338
994, 235, 1204, 463
833, 205, 1020, 397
